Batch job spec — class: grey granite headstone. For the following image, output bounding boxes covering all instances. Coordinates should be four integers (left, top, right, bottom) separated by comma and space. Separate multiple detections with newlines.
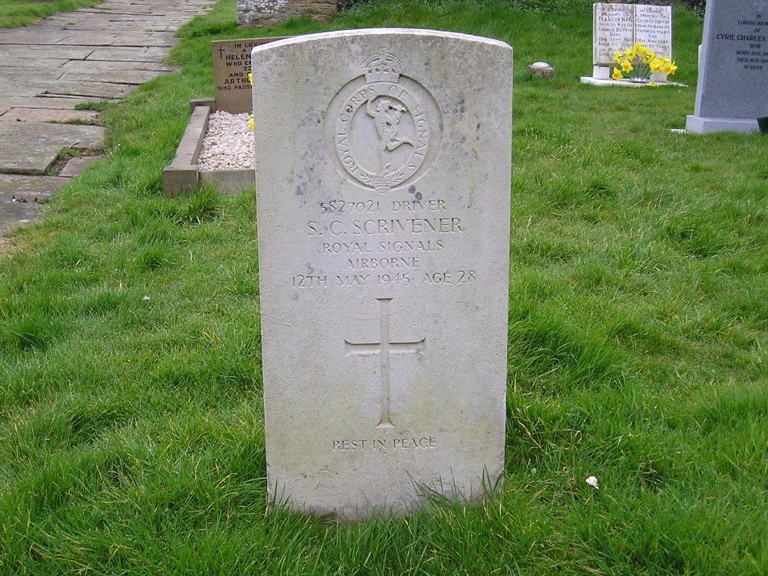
687, 0, 768, 133
252, 29, 512, 520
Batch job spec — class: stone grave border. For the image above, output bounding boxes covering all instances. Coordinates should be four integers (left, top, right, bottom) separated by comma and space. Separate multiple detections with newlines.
162, 99, 253, 196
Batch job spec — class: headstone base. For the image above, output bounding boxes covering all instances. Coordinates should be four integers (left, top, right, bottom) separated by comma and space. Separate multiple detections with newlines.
593, 65, 610, 80
685, 115, 760, 134
580, 77, 682, 88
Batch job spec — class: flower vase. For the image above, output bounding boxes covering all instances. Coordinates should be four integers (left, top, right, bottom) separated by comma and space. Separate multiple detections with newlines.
650, 72, 668, 83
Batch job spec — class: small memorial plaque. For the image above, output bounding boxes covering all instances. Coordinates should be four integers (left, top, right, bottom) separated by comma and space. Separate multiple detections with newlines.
211, 37, 284, 113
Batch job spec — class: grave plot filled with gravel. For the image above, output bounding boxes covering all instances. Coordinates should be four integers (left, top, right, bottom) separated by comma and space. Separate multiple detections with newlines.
197, 111, 254, 171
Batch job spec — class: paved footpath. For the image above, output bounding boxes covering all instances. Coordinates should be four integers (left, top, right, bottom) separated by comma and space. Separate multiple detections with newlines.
0, 0, 216, 245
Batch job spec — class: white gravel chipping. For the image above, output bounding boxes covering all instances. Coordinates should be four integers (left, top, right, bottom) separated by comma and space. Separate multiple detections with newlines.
197, 111, 255, 171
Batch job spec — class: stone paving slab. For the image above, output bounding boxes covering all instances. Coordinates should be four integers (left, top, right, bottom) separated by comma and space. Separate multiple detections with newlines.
85, 47, 168, 62
0, 31, 70, 45
59, 155, 104, 178
0, 122, 105, 174
0, 47, 94, 60
55, 32, 121, 46
42, 80, 132, 99
0, 0, 216, 241
0, 97, 99, 116
0, 174, 69, 237
60, 68, 164, 85
0, 57, 71, 69
111, 34, 178, 47
0, 108, 99, 124
59, 59, 177, 73
0, 70, 51, 98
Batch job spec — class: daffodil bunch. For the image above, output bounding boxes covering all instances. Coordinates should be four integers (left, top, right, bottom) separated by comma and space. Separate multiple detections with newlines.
611, 42, 677, 82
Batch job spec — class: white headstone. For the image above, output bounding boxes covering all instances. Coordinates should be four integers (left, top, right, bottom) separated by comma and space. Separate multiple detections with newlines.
594, 3, 636, 66
634, 5, 673, 59
252, 29, 513, 520
585, 3, 673, 85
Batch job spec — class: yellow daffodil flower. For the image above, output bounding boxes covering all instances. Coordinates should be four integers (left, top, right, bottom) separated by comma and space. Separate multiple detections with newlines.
248, 112, 254, 131
648, 81, 658, 88
650, 59, 663, 73
621, 59, 633, 73
614, 51, 623, 64
612, 67, 623, 80
248, 72, 253, 85
664, 61, 678, 75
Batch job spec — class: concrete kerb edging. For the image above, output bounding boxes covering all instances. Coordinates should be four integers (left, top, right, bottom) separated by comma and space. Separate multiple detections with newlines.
163, 99, 254, 196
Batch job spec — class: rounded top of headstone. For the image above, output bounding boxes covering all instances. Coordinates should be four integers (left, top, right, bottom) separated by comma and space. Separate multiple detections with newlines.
250, 27, 512, 58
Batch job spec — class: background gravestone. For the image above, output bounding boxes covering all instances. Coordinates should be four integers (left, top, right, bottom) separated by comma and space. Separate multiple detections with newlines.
211, 37, 284, 113
252, 29, 513, 520
584, 3, 672, 83
686, 0, 768, 133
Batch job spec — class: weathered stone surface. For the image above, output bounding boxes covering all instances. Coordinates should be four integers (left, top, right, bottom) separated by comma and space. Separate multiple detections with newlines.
0, 97, 98, 116
85, 47, 169, 62
0, 108, 99, 124
686, 0, 768, 134
59, 59, 177, 74
252, 29, 512, 520
111, 33, 177, 47
0, 122, 104, 174
211, 37, 285, 113
0, 47, 93, 61
59, 68, 165, 85
0, 30, 70, 45
0, 56, 71, 70
0, 174, 67, 237
0, 69, 51, 98
59, 155, 104, 178
237, 0, 336, 28
42, 80, 132, 99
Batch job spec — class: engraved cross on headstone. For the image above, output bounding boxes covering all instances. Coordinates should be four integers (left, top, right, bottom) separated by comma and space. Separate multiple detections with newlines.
345, 298, 426, 429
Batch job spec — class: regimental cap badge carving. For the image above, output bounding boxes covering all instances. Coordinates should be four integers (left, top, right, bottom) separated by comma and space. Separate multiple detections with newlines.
363, 50, 402, 83
328, 50, 442, 194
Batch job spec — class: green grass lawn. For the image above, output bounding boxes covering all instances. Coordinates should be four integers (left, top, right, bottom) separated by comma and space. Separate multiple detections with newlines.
0, 0, 100, 28
1, 0, 767, 573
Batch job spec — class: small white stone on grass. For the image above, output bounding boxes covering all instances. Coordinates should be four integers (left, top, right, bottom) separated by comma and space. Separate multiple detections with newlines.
586, 476, 599, 489
528, 61, 554, 78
